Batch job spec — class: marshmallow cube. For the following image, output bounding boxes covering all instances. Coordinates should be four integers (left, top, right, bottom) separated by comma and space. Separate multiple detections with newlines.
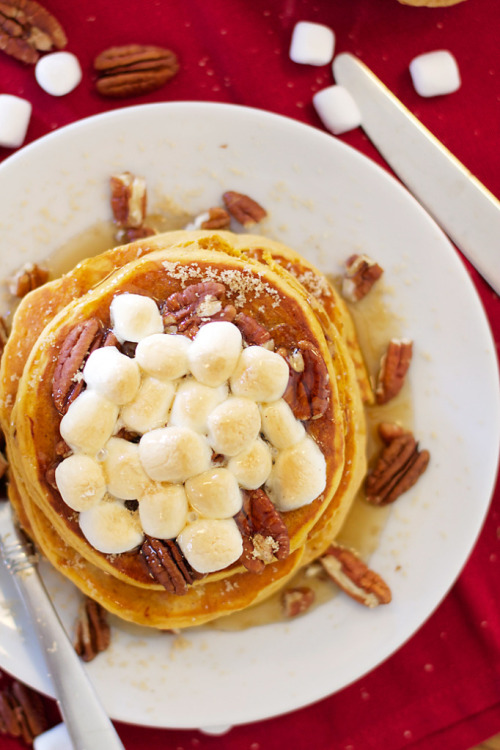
409, 50, 461, 97
0, 95, 32, 148
313, 85, 362, 135
35, 51, 82, 96
289, 21, 335, 66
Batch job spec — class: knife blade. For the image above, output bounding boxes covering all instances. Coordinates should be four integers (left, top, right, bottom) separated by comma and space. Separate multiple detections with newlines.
332, 52, 500, 295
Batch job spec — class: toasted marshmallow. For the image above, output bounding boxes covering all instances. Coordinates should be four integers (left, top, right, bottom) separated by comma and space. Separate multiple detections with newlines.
60, 390, 118, 455
139, 426, 211, 483
139, 484, 189, 539
135, 333, 191, 380
207, 397, 261, 457
260, 399, 305, 450
83, 346, 140, 404
266, 436, 326, 511
120, 376, 175, 434
169, 379, 227, 434
55, 454, 106, 512
185, 468, 242, 519
110, 293, 163, 343
230, 346, 289, 402
79, 498, 144, 554
102, 437, 151, 500
227, 438, 273, 490
188, 322, 242, 387
177, 518, 243, 574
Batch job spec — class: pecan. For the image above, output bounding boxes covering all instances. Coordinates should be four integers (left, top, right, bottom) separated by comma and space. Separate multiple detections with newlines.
0, 0, 66, 64
110, 172, 148, 228
235, 489, 290, 574
94, 44, 179, 98
0, 680, 48, 743
222, 191, 267, 227
280, 339, 329, 421
162, 281, 236, 336
234, 312, 272, 346
116, 225, 156, 244
375, 338, 413, 405
320, 543, 392, 607
342, 254, 384, 302
8, 262, 49, 298
281, 586, 315, 618
200, 206, 231, 230
74, 597, 111, 662
365, 424, 430, 505
141, 537, 201, 594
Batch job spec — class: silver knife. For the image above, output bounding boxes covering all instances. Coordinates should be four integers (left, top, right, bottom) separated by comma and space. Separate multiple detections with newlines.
0, 502, 125, 750
332, 52, 500, 296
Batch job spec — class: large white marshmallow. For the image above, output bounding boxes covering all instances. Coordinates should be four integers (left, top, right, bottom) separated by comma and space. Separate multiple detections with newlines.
207, 396, 261, 457
139, 484, 189, 539
102, 437, 151, 500
135, 333, 191, 380
35, 51, 82, 96
120, 375, 175, 434
227, 438, 273, 490
169, 378, 227, 433
289, 21, 335, 66
55, 454, 106, 512
177, 518, 243, 574
139, 426, 211, 483
185, 468, 242, 519
83, 346, 140, 404
266, 436, 327, 511
79, 498, 144, 554
260, 399, 305, 450
313, 85, 362, 135
230, 346, 289, 403
110, 293, 163, 343
188, 321, 242, 387
60, 390, 118, 455
409, 50, 461, 98
0, 95, 32, 149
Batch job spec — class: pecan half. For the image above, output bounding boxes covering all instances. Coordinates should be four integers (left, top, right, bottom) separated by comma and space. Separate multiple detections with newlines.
281, 586, 315, 618
162, 281, 236, 337
8, 262, 49, 298
342, 254, 384, 302
280, 339, 329, 421
234, 312, 272, 347
235, 489, 290, 574
110, 171, 147, 228
375, 338, 413, 404
0, 680, 48, 743
222, 191, 267, 227
365, 424, 430, 505
320, 543, 392, 607
74, 597, 111, 662
0, 0, 67, 64
141, 537, 201, 594
200, 206, 231, 230
94, 44, 179, 98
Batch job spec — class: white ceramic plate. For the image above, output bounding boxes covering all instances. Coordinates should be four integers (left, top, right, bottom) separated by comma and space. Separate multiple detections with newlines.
0, 102, 498, 730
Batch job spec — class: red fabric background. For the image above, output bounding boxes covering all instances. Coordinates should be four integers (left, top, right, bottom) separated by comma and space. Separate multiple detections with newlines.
0, 1, 499, 748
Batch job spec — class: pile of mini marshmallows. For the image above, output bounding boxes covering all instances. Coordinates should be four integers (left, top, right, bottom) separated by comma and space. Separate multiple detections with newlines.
55, 293, 327, 575
289, 20, 461, 136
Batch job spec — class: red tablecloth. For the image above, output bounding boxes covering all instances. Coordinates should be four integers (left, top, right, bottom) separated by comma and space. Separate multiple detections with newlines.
1, 1, 499, 748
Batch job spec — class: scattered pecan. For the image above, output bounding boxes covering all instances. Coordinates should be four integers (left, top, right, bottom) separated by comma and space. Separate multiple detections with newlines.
365, 423, 430, 505
280, 339, 329, 421
281, 586, 315, 618
0, 0, 67, 64
8, 262, 49, 298
320, 543, 392, 607
74, 597, 111, 662
162, 280, 236, 337
141, 537, 201, 594
94, 44, 179, 98
222, 191, 267, 227
375, 338, 413, 404
234, 312, 272, 347
110, 171, 156, 243
342, 254, 384, 302
235, 489, 290, 574
0, 679, 48, 743
200, 206, 231, 230
116, 225, 156, 244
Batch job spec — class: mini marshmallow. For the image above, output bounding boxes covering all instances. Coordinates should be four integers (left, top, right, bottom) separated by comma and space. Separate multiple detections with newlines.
169, 379, 228, 434
409, 50, 461, 97
120, 375, 175, 434
230, 346, 290, 403
79, 498, 144, 554
35, 51, 82, 96
0, 94, 32, 148
177, 518, 243, 574
266, 436, 327, 511
188, 322, 242, 387
313, 85, 362, 135
185, 468, 242, 519
207, 397, 261, 457
55, 454, 106, 512
227, 438, 273, 490
102, 437, 151, 500
135, 333, 191, 380
139, 484, 189, 539
83, 346, 140, 404
110, 293, 163, 343
289, 21, 335, 66
260, 399, 305, 450
139, 425, 212, 483
60, 390, 118, 455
